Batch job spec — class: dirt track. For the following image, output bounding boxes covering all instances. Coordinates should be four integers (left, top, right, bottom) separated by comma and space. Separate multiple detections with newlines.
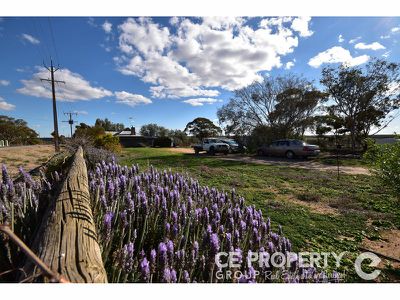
168, 147, 371, 175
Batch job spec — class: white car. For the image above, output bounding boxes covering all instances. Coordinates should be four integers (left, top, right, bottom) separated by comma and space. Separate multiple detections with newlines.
192, 138, 230, 155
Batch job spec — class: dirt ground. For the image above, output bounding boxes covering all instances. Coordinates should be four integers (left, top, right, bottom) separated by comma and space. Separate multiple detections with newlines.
362, 229, 400, 273
0, 144, 55, 177
167, 147, 371, 175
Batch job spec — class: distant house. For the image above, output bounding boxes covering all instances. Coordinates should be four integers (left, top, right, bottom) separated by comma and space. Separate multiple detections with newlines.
371, 134, 399, 145
107, 127, 156, 147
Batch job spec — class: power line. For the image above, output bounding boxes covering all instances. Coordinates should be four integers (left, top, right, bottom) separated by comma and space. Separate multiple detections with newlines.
47, 18, 60, 66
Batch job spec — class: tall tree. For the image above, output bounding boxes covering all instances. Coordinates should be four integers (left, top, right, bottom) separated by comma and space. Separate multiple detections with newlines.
184, 117, 221, 140
74, 123, 105, 139
217, 74, 326, 137
140, 123, 169, 137
168, 129, 189, 146
270, 88, 328, 137
320, 59, 400, 151
95, 118, 125, 132
0, 115, 39, 145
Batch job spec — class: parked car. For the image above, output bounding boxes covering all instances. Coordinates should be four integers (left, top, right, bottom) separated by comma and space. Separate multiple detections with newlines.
257, 139, 320, 159
217, 138, 246, 153
192, 138, 230, 155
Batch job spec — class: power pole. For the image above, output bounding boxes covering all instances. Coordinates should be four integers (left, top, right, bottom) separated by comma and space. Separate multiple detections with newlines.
40, 59, 65, 152
63, 112, 78, 138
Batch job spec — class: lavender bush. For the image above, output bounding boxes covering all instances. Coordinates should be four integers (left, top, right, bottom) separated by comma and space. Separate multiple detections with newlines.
0, 165, 61, 278
89, 160, 330, 283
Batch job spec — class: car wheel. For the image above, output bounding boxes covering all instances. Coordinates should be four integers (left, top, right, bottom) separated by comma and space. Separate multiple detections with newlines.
209, 147, 215, 156
286, 150, 295, 159
257, 150, 264, 156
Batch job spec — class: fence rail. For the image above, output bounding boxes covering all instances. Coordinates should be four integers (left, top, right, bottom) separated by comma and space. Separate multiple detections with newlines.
21, 146, 107, 283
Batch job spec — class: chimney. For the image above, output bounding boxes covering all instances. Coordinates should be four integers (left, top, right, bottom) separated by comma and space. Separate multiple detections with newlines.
130, 126, 136, 135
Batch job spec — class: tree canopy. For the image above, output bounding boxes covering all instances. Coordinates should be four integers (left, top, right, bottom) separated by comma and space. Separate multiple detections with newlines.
139, 123, 169, 137
0, 115, 40, 145
217, 74, 327, 138
95, 118, 125, 132
184, 117, 221, 140
320, 59, 400, 150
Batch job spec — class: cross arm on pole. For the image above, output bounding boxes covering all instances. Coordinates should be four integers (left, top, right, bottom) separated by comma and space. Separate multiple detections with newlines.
40, 78, 65, 84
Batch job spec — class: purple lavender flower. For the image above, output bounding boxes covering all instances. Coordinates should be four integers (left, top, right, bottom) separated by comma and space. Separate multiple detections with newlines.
193, 241, 199, 258
182, 270, 190, 283
225, 232, 232, 250
140, 257, 150, 281
107, 179, 115, 199
100, 195, 107, 209
158, 242, 168, 267
120, 242, 134, 273
103, 211, 114, 240
162, 267, 171, 283
210, 233, 220, 256
147, 249, 156, 274
18, 167, 36, 189
165, 222, 171, 235
167, 240, 174, 263
170, 268, 177, 283
2, 164, 10, 185
120, 210, 129, 228
125, 192, 134, 214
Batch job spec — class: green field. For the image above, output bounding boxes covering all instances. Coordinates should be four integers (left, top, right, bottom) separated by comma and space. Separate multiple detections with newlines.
119, 147, 400, 282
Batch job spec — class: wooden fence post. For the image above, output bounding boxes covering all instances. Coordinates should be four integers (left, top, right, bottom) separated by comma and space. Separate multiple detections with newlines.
22, 146, 107, 282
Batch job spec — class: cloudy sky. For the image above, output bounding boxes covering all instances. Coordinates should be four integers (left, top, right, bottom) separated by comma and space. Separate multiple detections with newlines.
0, 16, 399, 136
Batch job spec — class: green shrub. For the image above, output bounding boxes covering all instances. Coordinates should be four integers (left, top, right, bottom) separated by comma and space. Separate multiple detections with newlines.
94, 134, 122, 153
364, 138, 400, 197
153, 136, 173, 147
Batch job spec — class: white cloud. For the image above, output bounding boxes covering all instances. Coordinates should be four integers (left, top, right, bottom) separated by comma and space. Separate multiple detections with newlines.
0, 97, 15, 111
354, 42, 385, 50
349, 36, 361, 44
118, 17, 170, 55
115, 91, 152, 107
17, 67, 112, 101
183, 97, 222, 106
87, 17, 97, 27
338, 34, 344, 43
0, 80, 10, 86
382, 51, 391, 58
21, 33, 40, 45
380, 34, 391, 39
290, 17, 313, 37
102, 21, 112, 34
391, 27, 400, 33
116, 17, 309, 99
308, 46, 369, 68
285, 61, 295, 69
73, 110, 88, 115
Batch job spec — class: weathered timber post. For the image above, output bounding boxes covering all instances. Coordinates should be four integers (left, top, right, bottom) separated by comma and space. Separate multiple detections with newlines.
22, 146, 107, 282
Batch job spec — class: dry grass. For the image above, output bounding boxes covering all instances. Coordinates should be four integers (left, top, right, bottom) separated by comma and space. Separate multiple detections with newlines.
0, 145, 55, 177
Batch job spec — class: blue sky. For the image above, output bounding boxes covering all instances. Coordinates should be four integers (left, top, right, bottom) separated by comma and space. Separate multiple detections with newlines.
0, 16, 399, 137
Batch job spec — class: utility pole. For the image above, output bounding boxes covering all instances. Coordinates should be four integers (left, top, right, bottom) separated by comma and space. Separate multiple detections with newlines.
63, 112, 78, 138
40, 59, 65, 152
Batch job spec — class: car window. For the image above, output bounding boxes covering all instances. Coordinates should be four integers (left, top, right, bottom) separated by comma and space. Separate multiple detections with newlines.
270, 142, 277, 147
291, 140, 302, 146
277, 141, 288, 146
209, 139, 216, 143
204, 139, 209, 144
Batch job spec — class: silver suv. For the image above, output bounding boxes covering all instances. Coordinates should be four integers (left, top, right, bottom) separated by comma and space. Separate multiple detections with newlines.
257, 139, 320, 159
